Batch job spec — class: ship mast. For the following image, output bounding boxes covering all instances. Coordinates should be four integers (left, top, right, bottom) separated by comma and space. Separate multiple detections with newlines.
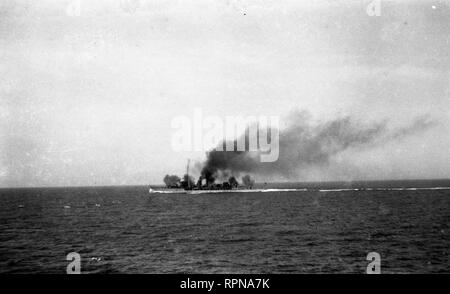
186, 159, 191, 189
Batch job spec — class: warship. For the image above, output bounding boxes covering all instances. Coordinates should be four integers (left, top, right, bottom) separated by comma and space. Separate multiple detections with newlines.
148, 160, 306, 195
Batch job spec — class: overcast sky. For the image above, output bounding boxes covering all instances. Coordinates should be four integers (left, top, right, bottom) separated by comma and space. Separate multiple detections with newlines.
0, 0, 449, 187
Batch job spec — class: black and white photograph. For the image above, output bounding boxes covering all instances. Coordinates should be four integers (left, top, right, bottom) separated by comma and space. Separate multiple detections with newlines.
0, 0, 449, 278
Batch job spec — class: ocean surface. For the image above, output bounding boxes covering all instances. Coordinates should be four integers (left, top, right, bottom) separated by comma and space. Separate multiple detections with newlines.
0, 179, 449, 274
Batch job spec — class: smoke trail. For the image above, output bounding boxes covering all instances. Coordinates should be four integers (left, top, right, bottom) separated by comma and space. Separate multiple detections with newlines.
198, 111, 436, 180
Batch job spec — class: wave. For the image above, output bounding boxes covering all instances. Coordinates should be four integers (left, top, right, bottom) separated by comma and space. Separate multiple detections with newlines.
319, 189, 359, 192
371, 187, 450, 191
149, 187, 450, 195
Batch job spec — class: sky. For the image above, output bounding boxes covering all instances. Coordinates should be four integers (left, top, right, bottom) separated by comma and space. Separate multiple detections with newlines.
0, 0, 449, 187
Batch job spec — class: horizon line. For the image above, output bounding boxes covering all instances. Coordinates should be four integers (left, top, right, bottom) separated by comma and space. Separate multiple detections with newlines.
1, 178, 449, 190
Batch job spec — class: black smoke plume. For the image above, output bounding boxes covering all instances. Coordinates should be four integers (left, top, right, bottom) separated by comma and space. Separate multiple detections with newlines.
198, 111, 435, 180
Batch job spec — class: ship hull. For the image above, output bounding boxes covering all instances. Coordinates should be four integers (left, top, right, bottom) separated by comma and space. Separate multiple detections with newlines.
149, 188, 307, 195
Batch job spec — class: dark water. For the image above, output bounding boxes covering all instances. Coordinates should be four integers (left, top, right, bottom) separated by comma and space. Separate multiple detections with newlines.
0, 180, 449, 274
